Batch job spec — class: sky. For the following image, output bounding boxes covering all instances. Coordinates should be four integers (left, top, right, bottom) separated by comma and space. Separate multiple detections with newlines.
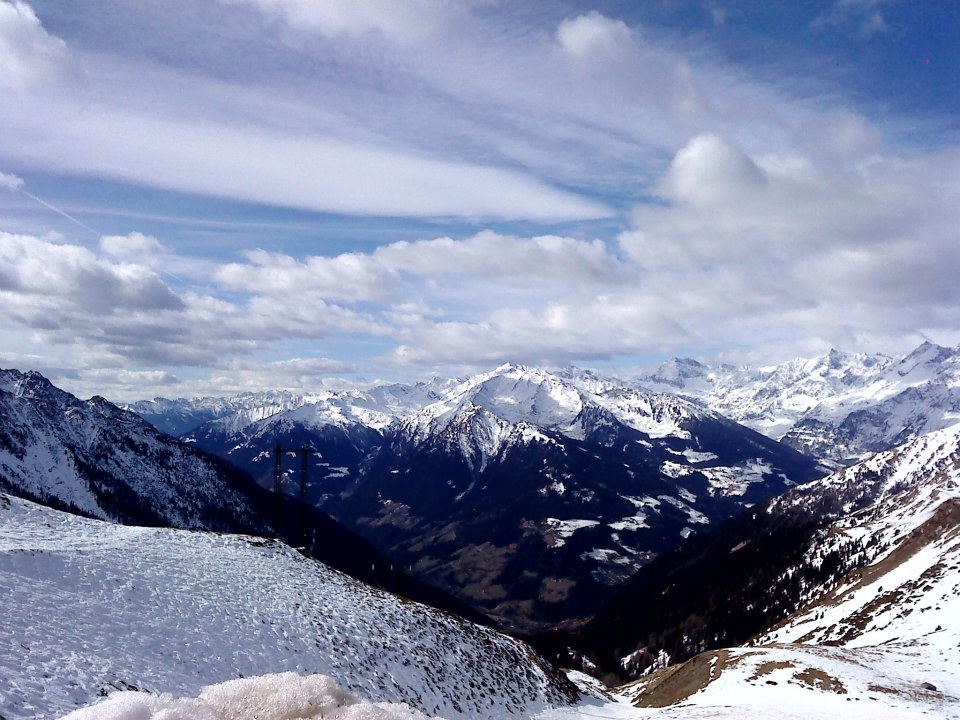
0, 0, 958, 401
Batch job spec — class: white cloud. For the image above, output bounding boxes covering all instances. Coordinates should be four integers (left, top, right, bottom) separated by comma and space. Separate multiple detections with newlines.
556, 11, 633, 59
0, 170, 24, 190
0, 232, 386, 371
0, 1, 823, 222
657, 133, 766, 205
226, 0, 449, 44
99, 232, 165, 261
0, 232, 183, 314
0, 98, 611, 221
216, 231, 627, 303
0, 0, 71, 90
216, 248, 393, 302
0, 1, 957, 395
3, 120, 958, 390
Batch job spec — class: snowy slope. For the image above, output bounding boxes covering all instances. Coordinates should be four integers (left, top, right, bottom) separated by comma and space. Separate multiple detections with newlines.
547, 426, 960, 720
637, 342, 960, 463
0, 494, 577, 720
0, 369, 267, 527
0, 369, 487, 620
578, 422, 960, 680
607, 641, 959, 719
61, 673, 439, 720
757, 428, 960, 651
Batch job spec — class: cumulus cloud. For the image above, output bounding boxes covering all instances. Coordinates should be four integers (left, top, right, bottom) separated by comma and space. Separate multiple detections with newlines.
217, 248, 393, 302
556, 11, 633, 59
4, 118, 958, 392
1, 3, 958, 396
0, 232, 384, 372
216, 231, 628, 305
0, 0, 71, 90
0, 232, 183, 314
99, 232, 166, 261
374, 231, 623, 283
656, 133, 766, 205
0, 170, 24, 190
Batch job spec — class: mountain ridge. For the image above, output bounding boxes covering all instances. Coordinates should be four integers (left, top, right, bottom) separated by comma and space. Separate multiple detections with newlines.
157, 363, 823, 631
0, 368, 484, 624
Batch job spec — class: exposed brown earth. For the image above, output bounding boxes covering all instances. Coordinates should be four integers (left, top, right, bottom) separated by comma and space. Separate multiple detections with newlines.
620, 649, 731, 708
791, 667, 847, 694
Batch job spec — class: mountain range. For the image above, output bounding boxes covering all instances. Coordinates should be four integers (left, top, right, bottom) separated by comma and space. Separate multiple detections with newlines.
124, 342, 960, 629
564, 418, 960, 682
2, 353, 960, 718
131, 363, 823, 630
0, 368, 478, 621
4, 395, 957, 719
638, 340, 960, 464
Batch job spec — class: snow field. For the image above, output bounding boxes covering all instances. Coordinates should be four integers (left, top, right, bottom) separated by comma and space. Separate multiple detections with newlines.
59, 672, 438, 720
0, 494, 574, 720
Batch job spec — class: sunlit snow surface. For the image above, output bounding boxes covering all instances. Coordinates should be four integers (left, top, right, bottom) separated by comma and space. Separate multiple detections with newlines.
541, 640, 960, 719
60, 673, 437, 720
0, 495, 573, 720
639, 343, 960, 461
543, 424, 960, 720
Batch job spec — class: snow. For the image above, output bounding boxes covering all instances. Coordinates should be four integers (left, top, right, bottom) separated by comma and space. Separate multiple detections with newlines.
538, 641, 959, 719
698, 459, 773, 496
658, 461, 692, 479
0, 494, 575, 720
680, 448, 718, 463
0, 372, 269, 531
544, 518, 600, 547
635, 342, 960, 462
60, 673, 436, 720
385, 365, 717, 467
540, 423, 960, 720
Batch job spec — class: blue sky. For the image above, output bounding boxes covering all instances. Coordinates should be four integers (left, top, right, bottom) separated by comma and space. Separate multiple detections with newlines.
0, 0, 958, 400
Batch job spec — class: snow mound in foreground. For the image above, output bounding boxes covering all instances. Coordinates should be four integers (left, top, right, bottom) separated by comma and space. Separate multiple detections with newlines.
60, 673, 440, 720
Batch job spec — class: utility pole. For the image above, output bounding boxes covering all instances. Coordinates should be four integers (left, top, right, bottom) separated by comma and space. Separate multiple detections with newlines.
273, 442, 283, 539
299, 445, 309, 552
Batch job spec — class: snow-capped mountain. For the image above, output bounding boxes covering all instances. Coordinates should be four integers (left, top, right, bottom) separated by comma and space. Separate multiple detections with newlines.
131, 380, 454, 439
179, 381, 455, 498
0, 368, 480, 620
122, 390, 320, 437
594, 424, 960, 719
328, 365, 821, 630
577, 421, 960, 681
637, 341, 960, 463
0, 494, 577, 720
143, 364, 822, 631
0, 368, 266, 527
